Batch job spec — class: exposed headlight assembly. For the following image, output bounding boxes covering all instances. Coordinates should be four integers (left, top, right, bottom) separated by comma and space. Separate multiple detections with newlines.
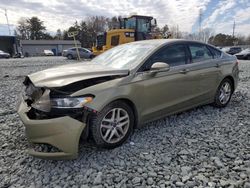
51, 97, 93, 109
31, 89, 93, 112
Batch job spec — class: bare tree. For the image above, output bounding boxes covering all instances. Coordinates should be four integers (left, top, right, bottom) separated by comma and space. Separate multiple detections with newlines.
107, 16, 120, 30
246, 34, 250, 45
169, 25, 182, 38
200, 28, 214, 43
17, 17, 30, 39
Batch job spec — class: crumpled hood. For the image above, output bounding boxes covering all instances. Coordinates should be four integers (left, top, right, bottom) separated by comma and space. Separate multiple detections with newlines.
28, 62, 129, 87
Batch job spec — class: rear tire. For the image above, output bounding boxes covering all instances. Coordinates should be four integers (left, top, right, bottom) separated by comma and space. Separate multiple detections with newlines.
90, 101, 134, 148
213, 78, 233, 108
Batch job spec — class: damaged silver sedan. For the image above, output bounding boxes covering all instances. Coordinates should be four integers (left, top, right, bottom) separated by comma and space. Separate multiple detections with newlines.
17, 39, 239, 159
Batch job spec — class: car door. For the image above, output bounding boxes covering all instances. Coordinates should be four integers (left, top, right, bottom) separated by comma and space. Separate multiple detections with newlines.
70, 48, 77, 58
77, 48, 84, 58
134, 43, 203, 123
82, 48, 90, 58
78, 48, 87, 58
187, 43, 221, 102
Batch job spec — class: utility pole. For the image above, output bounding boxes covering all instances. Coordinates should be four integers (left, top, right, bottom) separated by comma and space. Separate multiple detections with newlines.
232, 20, 237, 46
177, 24, 179, 38
4, 9, 11, 35
199, 9, 203, 41
232, 20, 235, 38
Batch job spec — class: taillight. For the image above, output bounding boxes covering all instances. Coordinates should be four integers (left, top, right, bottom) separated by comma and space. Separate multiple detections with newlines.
236, 60, 239, 65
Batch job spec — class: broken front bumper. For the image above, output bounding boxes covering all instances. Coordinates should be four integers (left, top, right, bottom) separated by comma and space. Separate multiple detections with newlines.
17, 98, 86, 160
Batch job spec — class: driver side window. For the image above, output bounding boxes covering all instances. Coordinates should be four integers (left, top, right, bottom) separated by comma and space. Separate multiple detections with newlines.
140, 44, 187, 71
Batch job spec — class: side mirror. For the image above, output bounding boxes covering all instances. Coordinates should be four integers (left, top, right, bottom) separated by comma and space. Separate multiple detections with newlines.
150, 62, 170, 73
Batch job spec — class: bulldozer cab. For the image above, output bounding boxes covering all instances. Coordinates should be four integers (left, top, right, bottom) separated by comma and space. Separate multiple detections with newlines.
92, 15, 157, 55
121, 15, 156, 41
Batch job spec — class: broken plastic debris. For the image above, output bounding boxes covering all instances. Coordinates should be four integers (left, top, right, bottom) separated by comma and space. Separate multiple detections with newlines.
130, 142, 135, 145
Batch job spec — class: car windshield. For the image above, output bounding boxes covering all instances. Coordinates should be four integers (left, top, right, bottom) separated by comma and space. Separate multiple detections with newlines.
82, 48, 91, 53
91, 43, 158, 69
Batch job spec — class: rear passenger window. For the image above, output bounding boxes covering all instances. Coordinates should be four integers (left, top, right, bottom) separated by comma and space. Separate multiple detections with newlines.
189, 44, 213, 63
208, 46, 222, 58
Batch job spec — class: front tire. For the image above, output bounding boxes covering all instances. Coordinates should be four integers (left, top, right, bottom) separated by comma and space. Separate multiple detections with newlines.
213, 78, 233, 108
67, 54, 73, 60
90, 101, 134, 148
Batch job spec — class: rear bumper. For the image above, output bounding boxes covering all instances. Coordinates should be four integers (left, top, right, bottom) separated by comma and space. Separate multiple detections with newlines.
17, 98, 85, 160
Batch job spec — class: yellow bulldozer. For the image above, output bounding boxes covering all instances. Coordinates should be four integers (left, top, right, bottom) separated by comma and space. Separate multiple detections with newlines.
92, 15, 170, 56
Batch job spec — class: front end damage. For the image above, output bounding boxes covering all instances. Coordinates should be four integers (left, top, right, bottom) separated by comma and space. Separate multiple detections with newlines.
17, 64, 129, 159
17, 78, 96, 160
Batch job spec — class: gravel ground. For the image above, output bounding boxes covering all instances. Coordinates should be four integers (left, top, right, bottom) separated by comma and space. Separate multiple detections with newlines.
0, 56, 250, 188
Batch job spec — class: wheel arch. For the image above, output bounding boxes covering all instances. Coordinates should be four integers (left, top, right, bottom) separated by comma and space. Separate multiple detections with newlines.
83, 97, 139, 140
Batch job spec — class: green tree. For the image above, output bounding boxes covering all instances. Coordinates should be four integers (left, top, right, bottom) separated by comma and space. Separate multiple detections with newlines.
42, 33, 53, 40
63, 26, 79, 40
208, 33, 235, 46
27, 17, 46, 40
64, 16, 109, 48
79, 21, 92, 48
17, 17, 52, 40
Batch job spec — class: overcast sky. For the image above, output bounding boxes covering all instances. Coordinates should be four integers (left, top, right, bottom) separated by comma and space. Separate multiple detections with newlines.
0, 0, 250, 36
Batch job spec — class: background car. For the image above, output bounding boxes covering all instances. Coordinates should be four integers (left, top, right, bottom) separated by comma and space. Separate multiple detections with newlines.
0, 50, 10, 58
225, 46, 242, 55
62, 47, 94, 59
18, 39, 239, 159
235, 48, 250, 60
43, 50, 54, 56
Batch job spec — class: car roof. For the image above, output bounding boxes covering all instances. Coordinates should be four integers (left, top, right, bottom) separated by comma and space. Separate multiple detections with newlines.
131, 39, 185, 45
130, 39, 216, 47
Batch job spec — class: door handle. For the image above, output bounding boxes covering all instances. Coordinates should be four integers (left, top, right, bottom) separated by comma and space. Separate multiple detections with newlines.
179, 69, 190, 74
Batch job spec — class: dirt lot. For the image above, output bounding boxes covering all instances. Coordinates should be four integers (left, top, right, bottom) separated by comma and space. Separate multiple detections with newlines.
0, 57, 250, 188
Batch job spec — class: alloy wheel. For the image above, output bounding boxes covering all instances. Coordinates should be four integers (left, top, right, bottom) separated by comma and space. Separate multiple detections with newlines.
100, 108, 130, 144
219, 82, 232, 104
